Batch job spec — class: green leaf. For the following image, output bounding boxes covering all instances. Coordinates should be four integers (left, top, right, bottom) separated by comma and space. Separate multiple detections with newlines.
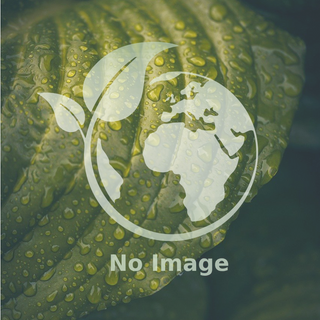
1, 0, 305, 319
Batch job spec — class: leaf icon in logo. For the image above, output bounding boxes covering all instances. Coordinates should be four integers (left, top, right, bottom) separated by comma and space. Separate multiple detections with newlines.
83, 42, 177, 121
39, 93, 85, 132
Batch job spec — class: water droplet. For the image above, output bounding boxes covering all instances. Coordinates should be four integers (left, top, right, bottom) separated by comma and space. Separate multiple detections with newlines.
160, 275, 171, 286
128, 188, 138, 197
67, 70, 76, 78
223, 35, 233, 41
265, 89, 273, 100
200, 233, 212, 248
154, 56, 165, 66
163, 225, 172, 233
64, 293, 74, 302
169, 194, 185, 213
109, 121, 122, 131
95, 248, 103, 257
89, 197, 99, 208
233, 25, 244, 33
63, 208, 75, 219
47, 258, 54, 267
210, 4, 228, 21
281, 71, 303, 97
41, 78, 49, 84
175, 21, 185, 30
37, 313, 44, 320
160, 242, 176, 257
74, 262, 84, 272
8, 282, 16, 293
25, 250, 34, 258
41, 186, 55, 208
147, 85, 163, 102
183, 30, 198, 38
149, 278, 160, 290
105, 265, 119, 286
188, 56, 206, 67
95, 233, 104, 242
134, 269, 146, 280
133, 171, 140, 178
50, 244, 59, 252
239, 50, 252, 66
20, 193, 30, 205
134, 23, 143, 32
10, 309, 21, 320
40, 267, 56, 281
114, 226, 125, 240
147, 204, 157, 220
142, 194, 151, 202
126, 289, 133, 296
82, 61, 91, 69
87, 285, 101, 304
46, 290, 58, 303
261, 150, 282, 185
67, 237, 75, 245
72, 138, 80, 145
23, 282, 37, 297
122, 296, 131, 303
77, 240, 91, 255
207, 67, 218, 80
50, 305, 57, 312
246, 77, 257, 99
13, 168, 28, 192
261, 67, 272, 84
99, 132, 108, 141
38, 215, 50, 226
80, 46, 88, 52
86, 262, 97, 275
20, 270, 29, 280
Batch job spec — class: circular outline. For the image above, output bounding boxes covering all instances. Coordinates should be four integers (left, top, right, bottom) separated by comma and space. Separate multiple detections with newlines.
84, 73, 258, 241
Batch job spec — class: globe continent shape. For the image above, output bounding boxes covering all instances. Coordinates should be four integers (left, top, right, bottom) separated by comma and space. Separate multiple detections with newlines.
143, 123, 239, 222
97, 76, 253, 224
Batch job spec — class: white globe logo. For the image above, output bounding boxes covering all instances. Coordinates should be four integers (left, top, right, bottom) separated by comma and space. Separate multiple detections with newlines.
39, 42, 258, 241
